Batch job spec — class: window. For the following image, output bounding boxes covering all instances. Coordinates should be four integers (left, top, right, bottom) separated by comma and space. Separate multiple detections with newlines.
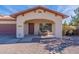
46, 23, 52, 32
39, 23, 52, 32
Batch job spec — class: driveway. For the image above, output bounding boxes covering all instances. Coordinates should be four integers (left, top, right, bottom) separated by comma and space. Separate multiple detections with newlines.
0, 35, 18, 44
0, 35, 45, 44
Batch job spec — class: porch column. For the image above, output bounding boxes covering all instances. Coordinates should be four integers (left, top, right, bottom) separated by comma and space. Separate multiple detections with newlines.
24, 23, 28, 35
34, 23, 39, 35
55, 21, 62, 38
16, 22, 24, 38
52, 24, 55, 35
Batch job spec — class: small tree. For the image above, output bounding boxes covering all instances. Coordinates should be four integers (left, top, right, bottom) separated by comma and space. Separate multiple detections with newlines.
63, 20, 68, 26
63, 21, 68, 35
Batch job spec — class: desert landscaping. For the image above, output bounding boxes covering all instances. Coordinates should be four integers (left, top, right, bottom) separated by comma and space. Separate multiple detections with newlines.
0, 42, 79, 54
0, 36, 78, 54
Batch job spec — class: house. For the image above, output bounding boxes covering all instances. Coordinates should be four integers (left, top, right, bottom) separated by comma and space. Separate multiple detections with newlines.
0, 6, 68, 38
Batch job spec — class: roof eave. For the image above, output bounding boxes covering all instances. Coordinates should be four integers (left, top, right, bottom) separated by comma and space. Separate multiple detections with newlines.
10, 6, 69, 19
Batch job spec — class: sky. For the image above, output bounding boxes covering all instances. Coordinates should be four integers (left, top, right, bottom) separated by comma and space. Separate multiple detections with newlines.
0, 5, 79, 23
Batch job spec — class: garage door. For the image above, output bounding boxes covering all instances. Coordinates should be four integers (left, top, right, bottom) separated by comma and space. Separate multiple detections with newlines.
0, 24, 16, 35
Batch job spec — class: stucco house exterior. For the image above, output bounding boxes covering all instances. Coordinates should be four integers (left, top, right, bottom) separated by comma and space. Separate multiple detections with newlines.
0, 6, 68, 38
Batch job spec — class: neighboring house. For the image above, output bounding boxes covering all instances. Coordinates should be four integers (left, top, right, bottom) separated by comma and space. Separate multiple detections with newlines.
0, 6, 68, 38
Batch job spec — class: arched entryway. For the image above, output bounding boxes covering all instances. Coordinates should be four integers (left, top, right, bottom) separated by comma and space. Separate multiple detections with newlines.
16, 7, 63, 38
24, 19, 55, 36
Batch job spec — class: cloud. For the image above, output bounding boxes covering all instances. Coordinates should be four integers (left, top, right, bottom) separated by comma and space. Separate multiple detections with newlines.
63, 16, 72, 23
62, 5, 79, 16
2, 5, 17, 13
62, 5, 79, 23
57, 5, 66, 12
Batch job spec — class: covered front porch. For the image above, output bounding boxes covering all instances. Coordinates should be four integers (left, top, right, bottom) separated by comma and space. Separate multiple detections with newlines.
24, 19, 55, 36
16, 6, 63, 38
16, 17, 62, 38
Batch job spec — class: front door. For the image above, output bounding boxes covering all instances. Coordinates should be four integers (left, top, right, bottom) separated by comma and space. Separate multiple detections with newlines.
28, 23, 34, 35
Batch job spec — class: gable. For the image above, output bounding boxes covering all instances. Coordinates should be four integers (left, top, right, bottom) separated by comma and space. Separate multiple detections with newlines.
10, 6, 68, 19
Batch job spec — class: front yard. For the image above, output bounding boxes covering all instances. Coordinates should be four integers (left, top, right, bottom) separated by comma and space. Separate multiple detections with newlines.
0, 36, 79, 54
0, 43, 79, 54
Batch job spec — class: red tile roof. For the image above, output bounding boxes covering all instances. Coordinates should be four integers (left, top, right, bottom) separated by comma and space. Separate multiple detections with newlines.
0, 16, 15, 21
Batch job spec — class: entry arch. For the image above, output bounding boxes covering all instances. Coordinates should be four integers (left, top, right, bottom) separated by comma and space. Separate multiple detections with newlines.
16, 11, 62, 38
24, 19, 55, 36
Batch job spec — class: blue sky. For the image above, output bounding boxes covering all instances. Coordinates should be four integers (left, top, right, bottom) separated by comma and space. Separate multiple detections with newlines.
0, 5, 79, 23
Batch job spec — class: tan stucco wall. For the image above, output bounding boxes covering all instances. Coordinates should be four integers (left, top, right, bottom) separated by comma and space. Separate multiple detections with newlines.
24, 23, 28, 35
16, 9, 63, 38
